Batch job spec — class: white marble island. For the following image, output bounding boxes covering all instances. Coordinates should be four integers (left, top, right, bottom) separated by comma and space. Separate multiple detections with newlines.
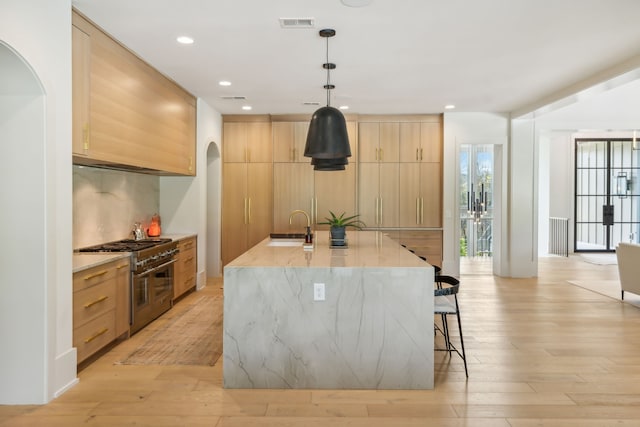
223, 230, 434, 389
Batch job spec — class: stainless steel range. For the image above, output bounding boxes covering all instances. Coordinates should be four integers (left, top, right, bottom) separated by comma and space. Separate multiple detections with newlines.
78, 238, 179, 334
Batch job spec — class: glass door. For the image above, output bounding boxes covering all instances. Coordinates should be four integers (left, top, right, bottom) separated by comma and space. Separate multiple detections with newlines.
460, 145, 493, 258
575, 138, 640, 251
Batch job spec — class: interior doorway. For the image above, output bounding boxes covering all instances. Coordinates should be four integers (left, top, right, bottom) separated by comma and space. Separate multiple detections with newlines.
575, 138, 640, 251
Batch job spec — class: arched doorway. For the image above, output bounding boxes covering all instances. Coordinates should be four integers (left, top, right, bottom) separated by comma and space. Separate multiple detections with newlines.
0, 42, 48, 403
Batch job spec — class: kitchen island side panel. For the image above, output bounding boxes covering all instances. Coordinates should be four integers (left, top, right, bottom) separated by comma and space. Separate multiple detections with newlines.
223, 265, 433, 389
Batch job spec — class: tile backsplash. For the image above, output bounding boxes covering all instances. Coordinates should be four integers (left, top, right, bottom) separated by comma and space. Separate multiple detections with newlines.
73, 165, 159, 249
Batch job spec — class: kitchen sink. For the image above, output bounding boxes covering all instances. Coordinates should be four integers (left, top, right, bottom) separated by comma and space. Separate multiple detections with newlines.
266, 239, 304, 247
270, 233, 311, 239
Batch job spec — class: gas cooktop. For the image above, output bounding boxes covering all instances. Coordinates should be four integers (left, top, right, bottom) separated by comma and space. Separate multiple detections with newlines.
78, 238, 172, 253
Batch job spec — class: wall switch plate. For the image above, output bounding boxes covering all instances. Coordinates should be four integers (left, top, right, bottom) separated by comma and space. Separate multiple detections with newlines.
313, 283, 325, 301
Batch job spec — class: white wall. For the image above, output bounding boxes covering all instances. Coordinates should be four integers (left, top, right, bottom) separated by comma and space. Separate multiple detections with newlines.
0, 0, 74, 403
160, 98, 222, 285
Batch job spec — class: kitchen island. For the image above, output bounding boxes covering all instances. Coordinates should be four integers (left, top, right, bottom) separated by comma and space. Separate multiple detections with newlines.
223, 230, 434, 390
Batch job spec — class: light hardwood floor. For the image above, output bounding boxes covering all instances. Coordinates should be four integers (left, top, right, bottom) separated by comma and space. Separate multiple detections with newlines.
3, 256, 640, 426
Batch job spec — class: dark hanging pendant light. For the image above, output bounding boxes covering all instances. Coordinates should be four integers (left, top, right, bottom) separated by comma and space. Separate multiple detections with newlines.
304, 28, 351, 170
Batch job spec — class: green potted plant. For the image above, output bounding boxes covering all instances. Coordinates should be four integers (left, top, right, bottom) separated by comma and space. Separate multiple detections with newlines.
318, 211, 366, 246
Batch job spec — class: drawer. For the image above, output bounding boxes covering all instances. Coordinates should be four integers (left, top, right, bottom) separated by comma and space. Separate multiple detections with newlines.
178, 237, 196, 252
74, 280, 117, 327
74, 310, 116, 363
73, 263, 117, 291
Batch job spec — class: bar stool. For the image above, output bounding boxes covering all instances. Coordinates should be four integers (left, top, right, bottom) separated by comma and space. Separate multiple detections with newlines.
434, 275, 468, 377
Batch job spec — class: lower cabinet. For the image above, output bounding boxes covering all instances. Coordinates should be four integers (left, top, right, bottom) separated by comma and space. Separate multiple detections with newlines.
73, 257, 130, 364
174, 236, 197, 300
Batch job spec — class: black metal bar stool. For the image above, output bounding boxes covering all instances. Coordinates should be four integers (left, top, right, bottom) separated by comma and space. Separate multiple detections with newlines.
433, 275, 468, 377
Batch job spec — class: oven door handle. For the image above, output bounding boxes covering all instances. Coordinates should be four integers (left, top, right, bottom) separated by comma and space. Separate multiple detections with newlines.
138, 259, 177, 276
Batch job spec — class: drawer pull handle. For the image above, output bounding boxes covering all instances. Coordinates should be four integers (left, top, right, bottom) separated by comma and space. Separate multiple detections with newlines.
84, 295, 108, 308
84, 328, 109, 343
117, 263, 128, 270
186, 257, 194, 262
84, 270, 108, 281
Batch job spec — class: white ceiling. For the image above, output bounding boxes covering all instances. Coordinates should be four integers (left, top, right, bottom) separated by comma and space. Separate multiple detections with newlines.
71, 0, 640, 117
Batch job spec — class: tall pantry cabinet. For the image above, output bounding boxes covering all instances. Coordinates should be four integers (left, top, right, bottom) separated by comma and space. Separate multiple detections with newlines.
358, 121, 400, 228
221, 118, 273, 265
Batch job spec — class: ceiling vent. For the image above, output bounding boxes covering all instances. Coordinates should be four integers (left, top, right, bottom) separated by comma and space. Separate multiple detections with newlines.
303, 101, 321, 106
280, 18, 315, 28
220, 96, 247, 100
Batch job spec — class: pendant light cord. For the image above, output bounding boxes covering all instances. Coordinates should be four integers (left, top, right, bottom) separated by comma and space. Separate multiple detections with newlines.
326, 35, 331, 107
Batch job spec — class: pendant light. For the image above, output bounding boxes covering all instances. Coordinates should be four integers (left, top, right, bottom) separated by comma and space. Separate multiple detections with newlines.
304, 28, 351, 171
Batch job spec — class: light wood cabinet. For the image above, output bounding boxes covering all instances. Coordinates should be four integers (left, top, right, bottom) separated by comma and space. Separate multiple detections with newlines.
73, 257, 130, 364
358, 162, 400, 228
399, 121, 442, 163
358, 122, 399, 163
72, 24, 90, 156
223, 121, 272, 163
72, 11, 196, 176
399, 162, 442, 228
222, 162, 273, 265
114, 259, 131, 338
273, 163, 314, 231
174, 236, 197, 300
273, 121, 309, 163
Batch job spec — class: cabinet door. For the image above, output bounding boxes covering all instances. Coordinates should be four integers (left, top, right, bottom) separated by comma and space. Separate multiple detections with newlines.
247, 163, 273, 248
379, 163, 399, 227
225, 122, 272, 163
273, 122, 295, 162
358, 123, 379, 163
420, 122, 442, 163
222, 163, 248, 265
399, 163, 442, 228
223, 122, 248, 163
379, 122, 399, 163
399, 163, 422, 227
399, 122, 422, 162
358, 162, 380, 227
273, 163, 314, 231
114, 259, 130, 337
247, 122, 272, 163
420, 162, 442, 227
314, 163, 356, 229
72, 25, 90, 156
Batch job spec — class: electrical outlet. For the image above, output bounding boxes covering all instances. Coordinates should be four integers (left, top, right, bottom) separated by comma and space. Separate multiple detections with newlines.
313, 283, 325, 301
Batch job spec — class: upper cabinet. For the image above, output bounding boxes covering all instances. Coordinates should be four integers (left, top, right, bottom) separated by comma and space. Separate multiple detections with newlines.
272, 121, 310, 163
223, 120, 272, 163
358, 122, 399, 163
72, 11, 196, 176
399, 119, 442, 163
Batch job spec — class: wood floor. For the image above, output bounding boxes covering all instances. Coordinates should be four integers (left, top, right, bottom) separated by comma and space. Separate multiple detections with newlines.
3, 256, 640, 426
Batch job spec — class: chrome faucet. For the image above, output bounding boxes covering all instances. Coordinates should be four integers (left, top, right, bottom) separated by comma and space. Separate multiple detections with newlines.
289, 209, 312, 244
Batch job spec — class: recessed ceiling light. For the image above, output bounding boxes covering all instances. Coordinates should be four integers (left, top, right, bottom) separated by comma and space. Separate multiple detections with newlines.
241, 105, 252, 111
445, 104, 456, 110
219, 81, 232, 86
339, 105, 349, 110
176, 36, 194, 45
341, 0, 373, 7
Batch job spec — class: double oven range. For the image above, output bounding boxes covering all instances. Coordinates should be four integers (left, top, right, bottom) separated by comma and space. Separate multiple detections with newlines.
79, 238, 179, 335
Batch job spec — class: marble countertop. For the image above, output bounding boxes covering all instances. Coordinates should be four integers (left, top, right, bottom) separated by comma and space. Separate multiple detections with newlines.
226, 230, 429, 268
